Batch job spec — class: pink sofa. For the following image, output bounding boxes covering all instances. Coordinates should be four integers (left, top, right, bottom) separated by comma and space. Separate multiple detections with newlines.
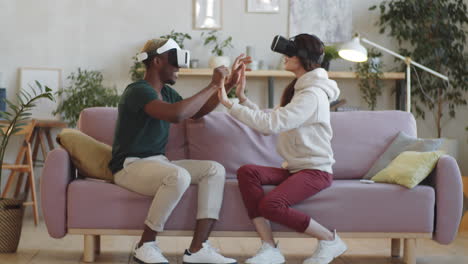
41, 107, 463, 264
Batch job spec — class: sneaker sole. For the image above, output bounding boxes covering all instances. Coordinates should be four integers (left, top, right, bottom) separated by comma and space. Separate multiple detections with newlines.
182, 261, 238, 264
133, 256, 169, 264
245, 261, 285, 264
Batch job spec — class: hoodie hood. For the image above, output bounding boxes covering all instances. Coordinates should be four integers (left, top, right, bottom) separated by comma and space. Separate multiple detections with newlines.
294, 68, 340, 102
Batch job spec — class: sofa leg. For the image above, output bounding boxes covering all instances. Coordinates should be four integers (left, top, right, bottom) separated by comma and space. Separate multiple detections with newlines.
391, 238, 401, 258
83, 235, 97, 263
403, 238, 416, 264
94, 235, 101, 255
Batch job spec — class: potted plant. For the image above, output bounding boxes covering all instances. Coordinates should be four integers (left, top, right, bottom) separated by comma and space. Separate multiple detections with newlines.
354, 48, 384, 110
53, 68, 120, 127
201, 30, 233, 68
370, 0, 468, 139
321, 45, 340, 71
130, 30, 192, 81
0, 81, 53, 253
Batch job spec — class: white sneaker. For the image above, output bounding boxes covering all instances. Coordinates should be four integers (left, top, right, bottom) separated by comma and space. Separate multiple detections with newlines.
245, 242, 285, 264
183, 241, 237, 264
133, 241, 169, 264
303, 230, 347, 264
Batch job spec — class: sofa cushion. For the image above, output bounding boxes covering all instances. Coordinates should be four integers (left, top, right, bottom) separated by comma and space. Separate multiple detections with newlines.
77, 107, 187, 160
67, 179, 434, 233
363, 131, 444, 179
185, 111, 416, 180
57, 128, 113, 181
185, 112, 283, 179
330, 111, 416, 179
372, 151, 443, 189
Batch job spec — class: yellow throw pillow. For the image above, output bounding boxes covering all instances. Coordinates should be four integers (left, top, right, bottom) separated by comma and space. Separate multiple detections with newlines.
57, 128, 113, 182
371, 151, 444, 189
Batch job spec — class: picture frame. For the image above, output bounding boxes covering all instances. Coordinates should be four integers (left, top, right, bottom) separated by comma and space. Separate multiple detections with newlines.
246, 0, 279, 13
289, 0, 352, 43
19, 67, 62, 120
193, 0, 223, 30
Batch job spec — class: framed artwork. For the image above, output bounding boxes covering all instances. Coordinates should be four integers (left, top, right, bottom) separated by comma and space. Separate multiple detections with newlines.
247, 0, 279, 13
19, 67, 62, 120
193, 0, 222, 30
289, 0, 352, 43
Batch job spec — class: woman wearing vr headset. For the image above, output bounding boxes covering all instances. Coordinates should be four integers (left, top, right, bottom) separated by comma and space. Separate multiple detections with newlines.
218, 34, 346, 264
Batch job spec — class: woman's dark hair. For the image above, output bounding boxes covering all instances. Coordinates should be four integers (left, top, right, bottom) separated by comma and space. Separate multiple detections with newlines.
280, 34, 324, 107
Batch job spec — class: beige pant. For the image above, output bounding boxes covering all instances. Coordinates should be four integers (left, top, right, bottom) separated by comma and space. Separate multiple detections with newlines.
114, 155, 225, 232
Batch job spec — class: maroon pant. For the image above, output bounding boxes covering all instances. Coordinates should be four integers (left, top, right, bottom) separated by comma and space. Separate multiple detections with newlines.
237, 164, 333, 233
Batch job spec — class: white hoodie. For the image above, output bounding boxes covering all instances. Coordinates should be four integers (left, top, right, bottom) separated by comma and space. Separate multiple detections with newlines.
228, 68, 340, 174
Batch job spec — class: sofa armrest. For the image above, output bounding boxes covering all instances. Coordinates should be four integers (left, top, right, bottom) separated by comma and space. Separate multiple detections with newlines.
40, 148, 74, 238
431, 155, 463, 244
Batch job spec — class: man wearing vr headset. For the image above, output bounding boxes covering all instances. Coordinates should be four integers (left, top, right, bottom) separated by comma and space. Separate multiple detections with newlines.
218, 34, 347, 264
109, 38, 249, 264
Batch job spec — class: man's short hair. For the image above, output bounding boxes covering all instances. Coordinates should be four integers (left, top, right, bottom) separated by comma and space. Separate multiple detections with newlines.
141, 38, 168, 68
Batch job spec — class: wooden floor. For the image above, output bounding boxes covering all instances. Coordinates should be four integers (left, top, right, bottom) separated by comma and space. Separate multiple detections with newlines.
0, 217, 467, 264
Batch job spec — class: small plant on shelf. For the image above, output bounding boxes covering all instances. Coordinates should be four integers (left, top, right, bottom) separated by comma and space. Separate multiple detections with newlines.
355, 48, 384, 110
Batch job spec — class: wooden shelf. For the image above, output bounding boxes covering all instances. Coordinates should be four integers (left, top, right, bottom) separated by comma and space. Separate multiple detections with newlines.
179, 68, 406, 80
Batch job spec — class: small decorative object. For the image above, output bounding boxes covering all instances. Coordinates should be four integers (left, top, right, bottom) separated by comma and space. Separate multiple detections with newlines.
53, 68, 120, 127
129, 30, 192, 81
190, 59, 200, 68
354, 48, 383, 110
249, 61, 259, 70
0, 81, 54, 253
0, 72, 5, 112
247, 0, 279, 13
19, 67, 62, 120
0, 88, 5, 113
201, 30, 233, 68
193, 0, 222, 30
289, 0, 352, 43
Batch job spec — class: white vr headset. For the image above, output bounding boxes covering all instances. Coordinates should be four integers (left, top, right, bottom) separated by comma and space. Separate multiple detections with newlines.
136, 39, 190, 68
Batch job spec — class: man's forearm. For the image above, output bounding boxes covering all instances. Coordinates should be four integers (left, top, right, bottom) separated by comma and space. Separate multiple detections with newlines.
173, 84, 218, 121
191, 85, 234, 119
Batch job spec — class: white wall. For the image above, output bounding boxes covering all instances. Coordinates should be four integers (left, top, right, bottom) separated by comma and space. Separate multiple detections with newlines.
1, 0, 467, 178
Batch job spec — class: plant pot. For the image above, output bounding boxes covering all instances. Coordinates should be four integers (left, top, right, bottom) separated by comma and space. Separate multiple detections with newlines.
369, 57, 381, 73
209, 56, 230, 68
0, 198, 24, 253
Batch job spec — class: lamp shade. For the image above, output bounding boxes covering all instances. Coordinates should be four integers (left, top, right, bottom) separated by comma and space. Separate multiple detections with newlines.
339, 36, 368, 62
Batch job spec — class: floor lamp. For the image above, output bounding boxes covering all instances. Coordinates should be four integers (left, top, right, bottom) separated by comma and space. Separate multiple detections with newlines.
338, 34, 449, 112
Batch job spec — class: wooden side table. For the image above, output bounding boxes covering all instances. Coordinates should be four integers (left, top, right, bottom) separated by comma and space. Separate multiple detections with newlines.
31, 119, 67, 166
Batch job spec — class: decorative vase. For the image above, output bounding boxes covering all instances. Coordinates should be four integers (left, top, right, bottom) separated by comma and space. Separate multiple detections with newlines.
369, 57, 381, 73
209, 56, 230, 68
0, 198, 24, 253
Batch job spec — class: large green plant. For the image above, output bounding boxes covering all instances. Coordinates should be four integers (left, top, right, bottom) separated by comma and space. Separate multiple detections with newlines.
0, 81, 54, 186
54, 68, 120, 127
130, 31, 192, 82
370, 0, 468, 138
355, 48, 384, 110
